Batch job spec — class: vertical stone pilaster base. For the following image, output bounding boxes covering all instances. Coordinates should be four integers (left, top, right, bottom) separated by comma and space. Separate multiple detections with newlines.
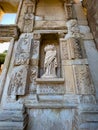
0, 103, 28, 130
73, 104, 98, 130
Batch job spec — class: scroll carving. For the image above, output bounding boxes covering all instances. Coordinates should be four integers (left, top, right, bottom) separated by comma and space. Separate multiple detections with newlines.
37, 85, 65, 95
14, 53, 30, 66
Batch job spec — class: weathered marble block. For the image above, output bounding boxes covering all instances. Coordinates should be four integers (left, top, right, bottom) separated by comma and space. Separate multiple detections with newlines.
0, 103, 28, 130
8, 65, 29, 97
27, 109, 74, 130
74, 105, 98, 130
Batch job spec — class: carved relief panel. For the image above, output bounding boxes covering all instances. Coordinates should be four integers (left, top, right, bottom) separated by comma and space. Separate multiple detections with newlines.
14, 33, 32, 66
14, 53, 30, 66
60, 38, 84, 60
8, 65, 29, 98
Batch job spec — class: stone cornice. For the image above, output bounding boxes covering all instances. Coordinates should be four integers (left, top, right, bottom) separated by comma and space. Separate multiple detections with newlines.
0, 24, 20, 42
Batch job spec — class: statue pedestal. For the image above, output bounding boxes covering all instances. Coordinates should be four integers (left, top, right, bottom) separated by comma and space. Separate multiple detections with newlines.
41, 74, 57, 79
36, 78, 65, 83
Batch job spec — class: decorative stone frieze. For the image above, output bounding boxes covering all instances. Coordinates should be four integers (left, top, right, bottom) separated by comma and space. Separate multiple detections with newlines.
37, 84, 65, 95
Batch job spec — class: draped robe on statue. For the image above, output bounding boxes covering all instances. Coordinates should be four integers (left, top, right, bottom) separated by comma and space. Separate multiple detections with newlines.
41, 45, 57, 78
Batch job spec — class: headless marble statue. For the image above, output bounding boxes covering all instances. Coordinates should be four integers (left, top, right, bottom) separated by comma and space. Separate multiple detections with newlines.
41, 45, 57, 78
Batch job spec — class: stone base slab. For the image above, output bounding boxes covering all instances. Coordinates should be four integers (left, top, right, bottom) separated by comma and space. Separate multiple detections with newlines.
36, 78, 65, 83
74, 104, 98, 130
0, 103, 28, 130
